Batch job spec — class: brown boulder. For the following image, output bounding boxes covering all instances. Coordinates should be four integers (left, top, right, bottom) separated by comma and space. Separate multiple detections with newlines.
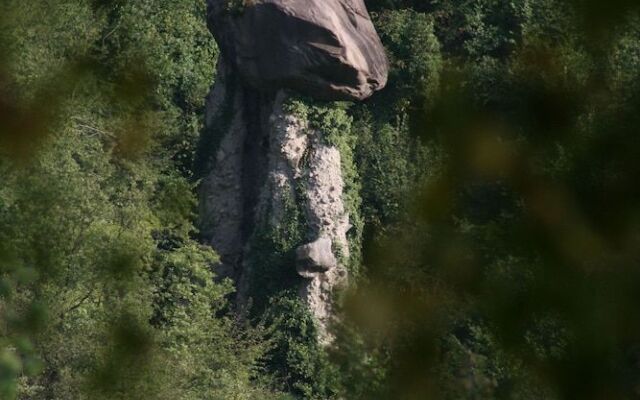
207, 0, 389, 100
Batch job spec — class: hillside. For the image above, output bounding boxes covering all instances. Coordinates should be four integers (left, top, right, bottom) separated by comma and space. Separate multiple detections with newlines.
1, 1, 640, 399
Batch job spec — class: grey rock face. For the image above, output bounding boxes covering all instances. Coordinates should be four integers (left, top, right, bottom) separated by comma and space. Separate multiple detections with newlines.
200, 0, 387, 344
207, 0, 389, 100
198, 63, 246, 279
198, 62, 274, 283
200, 89, 351, 343
262, 93, 350, 343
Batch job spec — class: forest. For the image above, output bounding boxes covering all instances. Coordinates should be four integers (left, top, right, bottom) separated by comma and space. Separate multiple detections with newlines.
1, 0, 640, 399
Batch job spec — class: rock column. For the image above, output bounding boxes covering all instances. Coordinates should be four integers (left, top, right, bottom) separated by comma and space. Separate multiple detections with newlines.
199, 0, 388, 341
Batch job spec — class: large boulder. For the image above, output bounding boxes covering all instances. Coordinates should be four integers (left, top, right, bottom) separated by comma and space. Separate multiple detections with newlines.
207, 0, 389, 100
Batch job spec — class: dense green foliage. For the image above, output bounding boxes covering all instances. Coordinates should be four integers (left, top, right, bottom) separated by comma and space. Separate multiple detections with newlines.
2, 0, 640, 399
341, 1, 640, 399
262, 294, 339, 399
0, 1, 280, 399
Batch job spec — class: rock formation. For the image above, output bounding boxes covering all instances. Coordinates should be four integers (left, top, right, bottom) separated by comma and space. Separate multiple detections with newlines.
199, 0, 388, 342
206, 0, 388, 100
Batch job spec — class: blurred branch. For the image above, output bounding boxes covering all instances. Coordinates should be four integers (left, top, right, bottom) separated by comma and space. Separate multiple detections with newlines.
72, 117, 114, 138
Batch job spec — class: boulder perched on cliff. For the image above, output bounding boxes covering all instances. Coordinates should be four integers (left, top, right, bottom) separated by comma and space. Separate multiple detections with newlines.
207, 0, 389, 100
296, 237, 338, 278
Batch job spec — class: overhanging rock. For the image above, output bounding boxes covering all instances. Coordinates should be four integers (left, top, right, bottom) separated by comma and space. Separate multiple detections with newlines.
206, 0, 389, 100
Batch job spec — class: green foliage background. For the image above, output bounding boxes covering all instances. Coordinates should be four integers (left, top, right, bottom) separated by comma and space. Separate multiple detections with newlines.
343, 1, 640, 400
0, 1, 281, 398
1, 0, 640, 399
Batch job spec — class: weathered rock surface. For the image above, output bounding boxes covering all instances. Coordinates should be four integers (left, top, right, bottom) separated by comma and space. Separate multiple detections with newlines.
198, 63, 246, 279
207, 0, 389, 100
261, 93, 350, 343
198, 62, 274, 283
200, 0, 388, 344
